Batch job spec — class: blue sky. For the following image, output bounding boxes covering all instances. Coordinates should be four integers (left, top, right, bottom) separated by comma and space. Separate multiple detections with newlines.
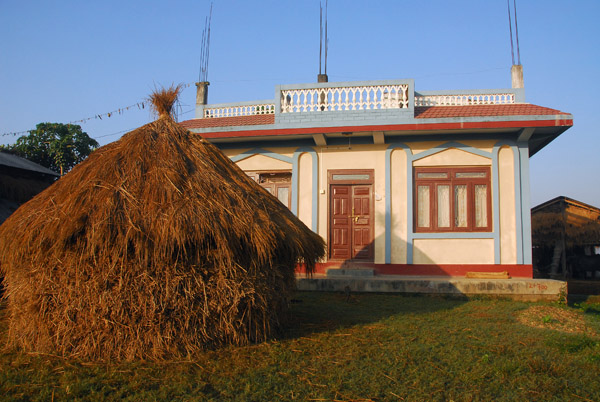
1, 0, 598, 207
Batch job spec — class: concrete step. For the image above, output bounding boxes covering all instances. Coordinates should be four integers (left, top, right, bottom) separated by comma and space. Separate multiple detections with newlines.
326, 268, 375, 277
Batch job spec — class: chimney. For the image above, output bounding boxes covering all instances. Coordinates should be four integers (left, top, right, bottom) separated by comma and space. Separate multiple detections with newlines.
195, 81, 209, 106
317, 74, 328, 83
511, 65, 524, 89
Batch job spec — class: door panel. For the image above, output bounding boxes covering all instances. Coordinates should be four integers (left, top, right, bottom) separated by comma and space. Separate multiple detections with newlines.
331, 185, 351, 260
329, 184, 373, 260
352, 185, 373, 259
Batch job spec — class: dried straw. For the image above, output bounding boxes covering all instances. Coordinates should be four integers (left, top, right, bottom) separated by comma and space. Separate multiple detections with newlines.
532, 211, 600, 248
0, 88, 325, 361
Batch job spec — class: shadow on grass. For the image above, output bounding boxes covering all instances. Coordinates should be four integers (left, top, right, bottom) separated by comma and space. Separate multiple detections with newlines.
280, 290, 467, 340
568, 294, 600, 316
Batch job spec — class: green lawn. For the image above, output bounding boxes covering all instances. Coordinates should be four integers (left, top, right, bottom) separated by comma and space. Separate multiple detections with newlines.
1, 292, 600, 401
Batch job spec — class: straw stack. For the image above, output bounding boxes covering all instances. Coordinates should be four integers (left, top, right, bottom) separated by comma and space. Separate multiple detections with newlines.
0, 86, 325, 360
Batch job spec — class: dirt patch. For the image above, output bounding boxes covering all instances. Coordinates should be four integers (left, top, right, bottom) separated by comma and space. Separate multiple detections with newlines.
516, 305, 598, 336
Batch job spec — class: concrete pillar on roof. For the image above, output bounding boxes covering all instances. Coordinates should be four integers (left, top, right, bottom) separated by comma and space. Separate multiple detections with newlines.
511, 65, 524, 89
195, 82, 209, 106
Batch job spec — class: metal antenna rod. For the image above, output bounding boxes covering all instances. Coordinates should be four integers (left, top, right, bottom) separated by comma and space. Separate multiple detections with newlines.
507, 0, 515, 65
198, 2, 213, 82
199, 19, 207, 82
513, 0, 521, 65
205, 2, 213, 81
319, 2, 322, 75
324, 0, 328, 75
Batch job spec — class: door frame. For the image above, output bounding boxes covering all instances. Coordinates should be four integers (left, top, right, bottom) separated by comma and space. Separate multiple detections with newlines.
327, 169, 375, 261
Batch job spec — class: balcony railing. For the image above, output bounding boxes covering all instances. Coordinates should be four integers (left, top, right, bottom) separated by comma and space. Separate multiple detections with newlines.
414, 93, 515, 106
199, 82, 519, 119
204, 103, 275, 118
281, 84, 409, 113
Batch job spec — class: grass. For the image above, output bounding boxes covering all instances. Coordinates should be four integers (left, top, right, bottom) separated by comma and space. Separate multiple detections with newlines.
1, 292, 600, 401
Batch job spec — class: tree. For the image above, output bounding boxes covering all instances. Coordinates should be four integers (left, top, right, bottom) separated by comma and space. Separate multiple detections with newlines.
1, 123, 99, 175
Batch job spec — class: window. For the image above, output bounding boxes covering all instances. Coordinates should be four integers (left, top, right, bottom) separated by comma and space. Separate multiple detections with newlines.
414, 167, 491, 232
246, 171, 292, 208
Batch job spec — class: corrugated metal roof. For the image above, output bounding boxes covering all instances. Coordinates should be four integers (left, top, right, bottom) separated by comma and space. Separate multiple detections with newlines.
0, 152, 59, 176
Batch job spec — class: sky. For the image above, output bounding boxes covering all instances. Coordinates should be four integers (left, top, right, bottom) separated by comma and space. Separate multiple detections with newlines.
1, 0, 599, 207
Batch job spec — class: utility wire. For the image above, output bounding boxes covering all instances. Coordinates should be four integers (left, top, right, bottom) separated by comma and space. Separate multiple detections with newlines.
1, 83, 195, 139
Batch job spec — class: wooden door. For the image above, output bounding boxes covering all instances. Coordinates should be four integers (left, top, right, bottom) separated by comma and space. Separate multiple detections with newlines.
330, 184, 373, 260
352, 185, 373, 259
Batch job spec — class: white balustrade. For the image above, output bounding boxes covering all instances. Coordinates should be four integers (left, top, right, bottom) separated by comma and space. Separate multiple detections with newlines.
414, 93, 515, 107
204, 104, 275, 118
201, 87, 517, 120
280, 84, 409, 113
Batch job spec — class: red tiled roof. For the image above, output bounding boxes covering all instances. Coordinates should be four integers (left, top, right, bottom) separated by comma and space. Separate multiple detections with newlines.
180, 114, 274, 129
414, 104, 568, 119
179, 104, 570, 131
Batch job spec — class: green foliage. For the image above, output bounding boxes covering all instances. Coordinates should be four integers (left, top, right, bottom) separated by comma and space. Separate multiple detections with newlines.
542, 314, 554, 323
0, 123, 98, 174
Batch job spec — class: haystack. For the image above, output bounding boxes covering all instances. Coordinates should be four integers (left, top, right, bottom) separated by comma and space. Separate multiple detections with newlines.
0, 86, 325, 360
532, 211, 600, 248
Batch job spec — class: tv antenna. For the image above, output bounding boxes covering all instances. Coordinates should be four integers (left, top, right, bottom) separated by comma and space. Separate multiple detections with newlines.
199, 2, 214, 82
507, 0, 521, 66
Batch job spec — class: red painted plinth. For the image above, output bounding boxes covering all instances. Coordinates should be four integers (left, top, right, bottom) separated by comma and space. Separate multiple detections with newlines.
297, 262, 533, 278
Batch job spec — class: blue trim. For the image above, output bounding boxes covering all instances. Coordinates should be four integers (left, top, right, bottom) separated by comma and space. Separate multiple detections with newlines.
518, 142, 532, 264
293, 147, 319, 232
229, 139, 527, 267
230, 148, 293, 163
491, 146, 502, 264
493, 141, 524, 264
385, 141, 496, 265
412, 141, 493, 161
384, 143, 411, 264
227, 147, 318, 232
491, 142, 511, 264
213, 133, 515, 152
513, 146, 523, 264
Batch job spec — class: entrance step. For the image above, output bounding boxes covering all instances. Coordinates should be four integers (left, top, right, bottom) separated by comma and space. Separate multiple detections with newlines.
326, 268, 375, 277
297, 276, 567, 302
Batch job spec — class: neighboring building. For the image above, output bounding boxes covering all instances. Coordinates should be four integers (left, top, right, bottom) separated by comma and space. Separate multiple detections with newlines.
0, 151, 59, 223
181, 72, 572, 278
531, 196, 600, 279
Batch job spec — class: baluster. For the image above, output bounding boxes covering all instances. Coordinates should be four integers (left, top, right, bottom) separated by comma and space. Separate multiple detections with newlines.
332, 88, 338, 111
305, 89, 310, 112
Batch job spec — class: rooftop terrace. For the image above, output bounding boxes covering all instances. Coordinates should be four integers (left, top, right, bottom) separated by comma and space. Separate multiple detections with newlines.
180, 79, 572, 154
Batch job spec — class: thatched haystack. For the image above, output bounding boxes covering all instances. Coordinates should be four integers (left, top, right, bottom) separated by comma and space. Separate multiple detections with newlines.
532, 211, 600, 248
0, 86, 325, 360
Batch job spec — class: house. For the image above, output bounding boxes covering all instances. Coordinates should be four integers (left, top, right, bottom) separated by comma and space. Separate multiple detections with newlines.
531, 196, 600, 280
181, 69, 572, 279
0, 151, 58, 223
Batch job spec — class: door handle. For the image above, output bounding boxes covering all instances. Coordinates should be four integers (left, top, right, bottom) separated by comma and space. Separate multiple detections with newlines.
351, 208, 360, 223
